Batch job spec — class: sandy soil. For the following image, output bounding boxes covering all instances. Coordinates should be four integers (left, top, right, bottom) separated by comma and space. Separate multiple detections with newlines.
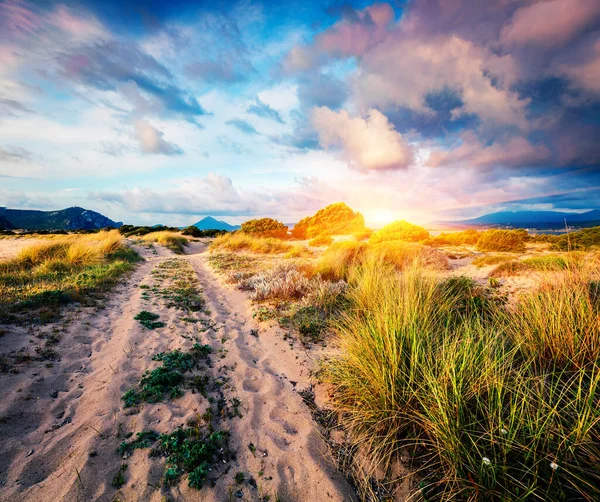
0, 242, 355, 502
0, 236, 47, 261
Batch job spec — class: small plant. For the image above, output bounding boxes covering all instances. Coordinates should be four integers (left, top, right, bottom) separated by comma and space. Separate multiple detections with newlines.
149, 426, 230, 489
118, 430, 160, 456
122, 344, 212, 408
134, 311, 165, 329
235, 472, 245, 484
112, 464, 128, 488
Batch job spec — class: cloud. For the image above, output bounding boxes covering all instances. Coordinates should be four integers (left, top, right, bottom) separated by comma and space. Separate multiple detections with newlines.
133, 119, 183, 155
0, 145, 33, 162
311, 107, 414, 171
226, 118, 259, 135
500, 0, 600, 48
57, 42, 208, 122
283, 2, 394, 73
0, 98, 33, 116
427, 132, 551, 169
354, 34, 528, 129
92, 174, 257, 216
247, 97, 284, 124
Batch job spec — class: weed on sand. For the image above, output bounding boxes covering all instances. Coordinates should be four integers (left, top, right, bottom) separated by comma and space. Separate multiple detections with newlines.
122, 343, 212, 408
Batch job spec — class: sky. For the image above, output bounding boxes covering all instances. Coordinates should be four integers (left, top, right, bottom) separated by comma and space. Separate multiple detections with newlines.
1, 0, 600, 226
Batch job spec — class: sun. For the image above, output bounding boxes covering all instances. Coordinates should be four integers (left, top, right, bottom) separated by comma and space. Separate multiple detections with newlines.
365, 209, 397, 228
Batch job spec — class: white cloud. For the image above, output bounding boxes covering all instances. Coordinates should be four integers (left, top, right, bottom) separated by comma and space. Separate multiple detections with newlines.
311, 107, 414, 170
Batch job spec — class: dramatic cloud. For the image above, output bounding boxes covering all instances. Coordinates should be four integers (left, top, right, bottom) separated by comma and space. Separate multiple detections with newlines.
312, 107, 414, 171
133, 120, 183, 155
247, 97, 285, 124
354, 34, 528, 129
226, 118, 259, 135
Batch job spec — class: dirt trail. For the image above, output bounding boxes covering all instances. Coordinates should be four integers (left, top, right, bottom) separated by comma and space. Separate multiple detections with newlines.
0, 243, 354, 502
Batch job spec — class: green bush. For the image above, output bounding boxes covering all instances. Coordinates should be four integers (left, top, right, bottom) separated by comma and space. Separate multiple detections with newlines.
240, 218, 288, 239
551, 227, 600, 251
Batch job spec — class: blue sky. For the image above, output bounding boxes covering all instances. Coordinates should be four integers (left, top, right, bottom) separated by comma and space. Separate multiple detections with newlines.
1, 0, 600, 226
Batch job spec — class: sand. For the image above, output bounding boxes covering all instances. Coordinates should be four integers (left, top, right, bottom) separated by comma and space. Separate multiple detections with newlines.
0, 236, 47, 261
0, 241, 355, 502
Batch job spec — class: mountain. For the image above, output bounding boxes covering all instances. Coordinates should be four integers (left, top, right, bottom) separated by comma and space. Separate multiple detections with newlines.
190, 216, 239, 231
0, 206, 123, 231
436, 210, 600, 229
0, 215, 14, 230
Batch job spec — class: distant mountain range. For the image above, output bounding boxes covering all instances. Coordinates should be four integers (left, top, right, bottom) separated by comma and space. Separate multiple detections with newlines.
0, 207, 123, 231
190, 216, 239, 231
435, 210, 600, 229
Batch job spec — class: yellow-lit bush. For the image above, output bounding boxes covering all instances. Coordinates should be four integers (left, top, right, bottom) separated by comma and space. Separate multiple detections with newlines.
291, 202, 365, 239
370, 220, 430, 244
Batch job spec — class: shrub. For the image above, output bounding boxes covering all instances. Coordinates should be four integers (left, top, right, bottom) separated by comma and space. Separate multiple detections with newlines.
551, 227, 600, 251
240, 218, 288, 239
248, 263, 311, 302
426, 229, 480, 246
308, 234, 334, 247
476, 229, 526, 252
291, 202, 365, 239
209, 233, 294, 254
181, 226, 227, 238
370, 220, 430, 244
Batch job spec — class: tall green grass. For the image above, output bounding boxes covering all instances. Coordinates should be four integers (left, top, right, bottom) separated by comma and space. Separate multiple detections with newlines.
325, 260, 600, 500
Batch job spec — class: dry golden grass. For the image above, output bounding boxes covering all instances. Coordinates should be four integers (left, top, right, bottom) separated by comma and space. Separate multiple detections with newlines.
210, 232, 296, 254
141, 231, 188, 253
0, 230, 140, 317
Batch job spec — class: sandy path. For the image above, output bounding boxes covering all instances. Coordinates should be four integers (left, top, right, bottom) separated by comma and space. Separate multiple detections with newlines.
0, 242, 354, 502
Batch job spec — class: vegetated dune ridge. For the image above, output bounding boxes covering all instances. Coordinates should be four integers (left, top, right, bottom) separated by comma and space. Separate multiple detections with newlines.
0, 241, 354, 502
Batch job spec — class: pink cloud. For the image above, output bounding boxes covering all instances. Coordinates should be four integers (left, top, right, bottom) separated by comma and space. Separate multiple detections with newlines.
428, 132, 551, 169
283, 2, 393, 73
318, 3, 394, 57
501, 0, 600, 47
